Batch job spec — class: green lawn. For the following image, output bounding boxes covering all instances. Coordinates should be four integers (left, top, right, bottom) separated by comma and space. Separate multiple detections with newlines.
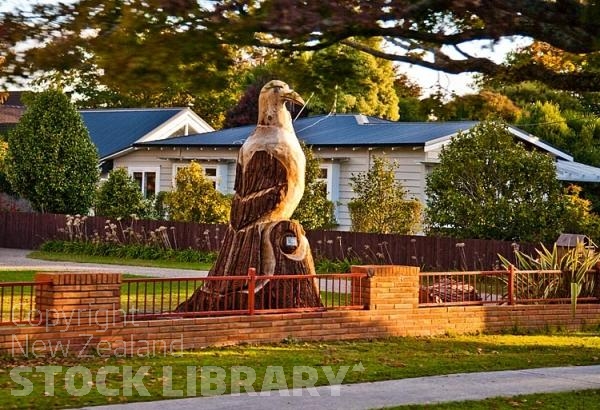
388, 389, 600, 409
1, 333, 600, 408
26, 250, 214, 271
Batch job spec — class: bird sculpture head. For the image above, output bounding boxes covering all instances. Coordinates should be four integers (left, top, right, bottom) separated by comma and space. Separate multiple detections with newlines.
257, 80, 305, 130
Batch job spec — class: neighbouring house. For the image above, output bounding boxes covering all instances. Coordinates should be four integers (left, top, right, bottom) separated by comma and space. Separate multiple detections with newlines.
122, 114, 600, 231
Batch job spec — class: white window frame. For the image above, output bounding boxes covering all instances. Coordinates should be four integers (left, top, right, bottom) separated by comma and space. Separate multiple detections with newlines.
319, 163, 340, 218
203, 165, 218, 188
128, 166, 160, 198
318, 163, 340, 202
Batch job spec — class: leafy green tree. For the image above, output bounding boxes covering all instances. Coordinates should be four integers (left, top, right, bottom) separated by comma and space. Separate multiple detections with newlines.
225, 40, 401, 124
292, 143, 336, 230
398, 97, 429, 122
95, 168, 147, 219
516, 101, 571, 147
425, 120, 566, 243
6, 90, 99, 214
561, 184, 600, 243
164, 161, 231, 223
0, 139, 14, 195
291, 42, 399, 119
443, 91, 521, 122
562, 110, 600, 166
348, 157, 422, 234
514, 102, 600, 168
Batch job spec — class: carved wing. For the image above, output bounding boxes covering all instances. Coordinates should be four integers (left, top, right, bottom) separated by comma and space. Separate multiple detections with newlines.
230, 150, 288, 230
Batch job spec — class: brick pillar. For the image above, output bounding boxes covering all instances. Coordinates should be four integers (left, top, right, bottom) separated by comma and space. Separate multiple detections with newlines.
351, 265, 420, 310
35, 272, 122, 325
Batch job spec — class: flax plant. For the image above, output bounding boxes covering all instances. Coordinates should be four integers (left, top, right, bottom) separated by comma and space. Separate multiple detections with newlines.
499, 242, 600, 314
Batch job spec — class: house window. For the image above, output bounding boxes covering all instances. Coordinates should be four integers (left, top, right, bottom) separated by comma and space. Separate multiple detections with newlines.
203, 166, 218, 188
129, 167, 160, 198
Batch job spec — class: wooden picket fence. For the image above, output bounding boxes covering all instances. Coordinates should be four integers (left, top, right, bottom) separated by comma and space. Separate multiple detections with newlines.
0, 211, 537, 271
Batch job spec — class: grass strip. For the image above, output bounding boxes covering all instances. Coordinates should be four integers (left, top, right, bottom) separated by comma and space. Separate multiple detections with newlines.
387, 388, 600, 409
26, 251, 213, 271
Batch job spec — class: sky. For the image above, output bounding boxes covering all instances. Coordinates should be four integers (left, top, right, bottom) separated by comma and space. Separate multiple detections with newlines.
0, 0, 530, 97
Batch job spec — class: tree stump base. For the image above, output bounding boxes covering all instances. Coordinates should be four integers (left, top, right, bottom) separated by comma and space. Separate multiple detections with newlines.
176, 219, 322, 312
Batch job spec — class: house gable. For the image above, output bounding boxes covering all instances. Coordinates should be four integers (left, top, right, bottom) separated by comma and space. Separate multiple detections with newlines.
80, 108, 214, 161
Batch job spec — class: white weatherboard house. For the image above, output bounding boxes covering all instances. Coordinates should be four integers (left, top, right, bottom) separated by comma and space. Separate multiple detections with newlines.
80, 107, 214, 195
98, 113, 600, 231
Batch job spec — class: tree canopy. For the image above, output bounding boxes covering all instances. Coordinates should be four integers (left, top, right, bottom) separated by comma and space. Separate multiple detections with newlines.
205, 1, 600, 92
3, 1, 600, 98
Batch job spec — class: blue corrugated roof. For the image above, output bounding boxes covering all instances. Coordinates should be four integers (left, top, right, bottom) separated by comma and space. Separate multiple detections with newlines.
137, 114, 479, 147
80, 108, 183, 158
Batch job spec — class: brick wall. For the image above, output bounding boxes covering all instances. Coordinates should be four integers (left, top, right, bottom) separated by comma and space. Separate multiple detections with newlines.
2, 267, 599, 356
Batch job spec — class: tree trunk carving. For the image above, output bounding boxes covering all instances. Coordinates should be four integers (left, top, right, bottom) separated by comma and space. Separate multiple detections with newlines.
175, 220, 322, 312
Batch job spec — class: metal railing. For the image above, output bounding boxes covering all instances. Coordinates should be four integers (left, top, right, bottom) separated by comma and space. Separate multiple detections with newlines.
0, 281, 51, 325
419, 267, 600, 306
420, 270, 506, 306
122, 270, 368, 320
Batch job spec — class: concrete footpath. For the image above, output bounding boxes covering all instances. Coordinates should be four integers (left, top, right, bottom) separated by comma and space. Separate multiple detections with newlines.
0, 247, 208, 278
80, 365, 600, 410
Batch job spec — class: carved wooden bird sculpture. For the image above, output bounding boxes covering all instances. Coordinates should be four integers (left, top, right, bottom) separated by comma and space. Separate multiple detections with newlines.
230, 80, 306, 230
176, 80, 322, 312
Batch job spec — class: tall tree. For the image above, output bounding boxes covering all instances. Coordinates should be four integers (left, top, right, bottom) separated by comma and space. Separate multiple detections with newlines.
289, 42, 400, 119
6, 90, 99, 214
425, 120, 566, 243
225, 40, 400, 123
348, 157, 422, 234
515, 101, 572, 151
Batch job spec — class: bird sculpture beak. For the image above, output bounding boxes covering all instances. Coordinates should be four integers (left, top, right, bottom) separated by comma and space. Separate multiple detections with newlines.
282, 89, 305, 107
